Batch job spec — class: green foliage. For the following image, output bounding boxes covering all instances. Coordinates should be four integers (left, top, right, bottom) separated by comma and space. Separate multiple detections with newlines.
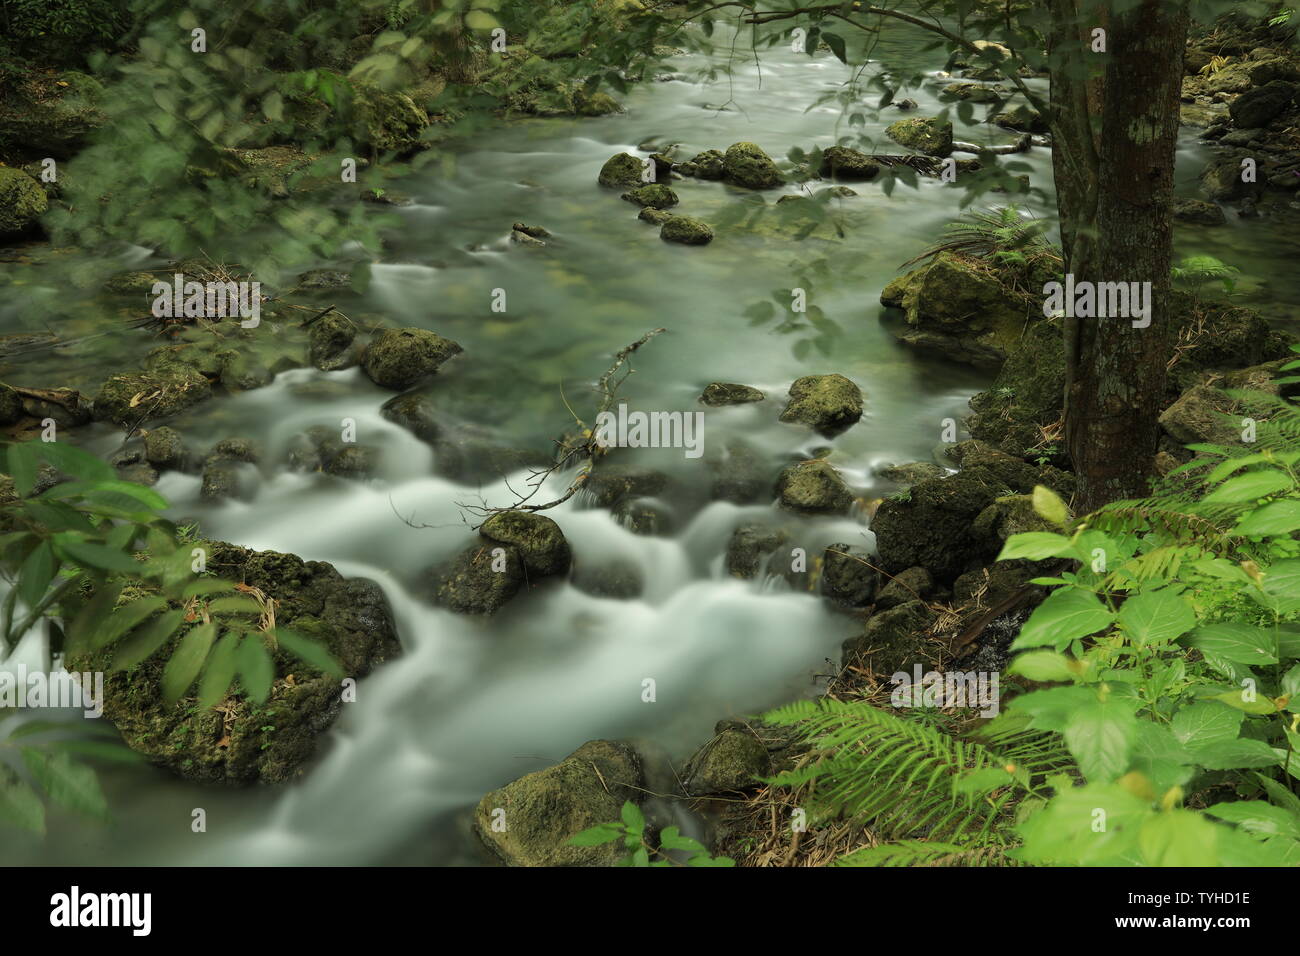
1172, 254, 1240, 299
908, 205, 1060, 272
0, 0, 127, 62
568, 800, 735, 867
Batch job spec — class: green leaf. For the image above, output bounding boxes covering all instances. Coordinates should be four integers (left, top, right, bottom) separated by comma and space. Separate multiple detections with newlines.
821, 31, 847, 63
112, 609, 185, 670
1185, 623, 1277, 666
23, 442, 115, 486
568, 822, 624, 846
91, 595, 167, 650
1116, 589, 1197, 646
996, 531, 1074, 561
1171, 701, 1242, 750
21, 749, 108, 821
1031, 485, 1069, 526
17, 540, 57, 614
197, 631, 242, 709
620, 800, 645, 835
1138, 809, 1219, 866
274, 628, 342, 678
1205, 801, 1300, 839
1008, 650, 1077, 683
1204, 469, 1294, 503
658, 826, 708, 854
206, 596, 265, 616
1192, 738, 1281, 770
1236, 499, 1300, 537
1062, 691, 1137, 782
238, 635, 274, 704
1011, 587, 1115, 651
54, 538, 140, 573
0, 771, 45, 834
161, 622, 217, 702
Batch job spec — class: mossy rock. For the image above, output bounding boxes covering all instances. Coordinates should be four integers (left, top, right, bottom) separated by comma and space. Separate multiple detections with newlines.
700, 382, 764, 406
143, 426, 191, 472
598, 152, 648, 187
819, 145, 880, 180
775, 459, 854, 514
0, 167, 48, 237
480, 511, 572, 577
621, 183, 679, 208
821, 543, 878, 608
993, 104, 1049, 133
966, 317, 1066, 457
726, 524, 789, 578
722, 141, 783, 188
885, 116, 954, 157
0, 71, 105, 158
584, 464, 670, 507
842, 600, 937, 672
66, 541, 399, 784
682, 728, 771, 795
0, 382, 24, 425
778, 374, 863, 435
972, 494, 1057, 544
687, 149, 725, 179
92, 367, 212, 428
435, 543, 526, 615
361, 328, 463, 390
309, 313, 358, 371
870, 470, 1014, 578
474, 740, 645, 866
576, 91, 623, 116
876, 566, 935, 610
351, 84, 430, 154
660, 215, 713, 245
638, 206, 673, 225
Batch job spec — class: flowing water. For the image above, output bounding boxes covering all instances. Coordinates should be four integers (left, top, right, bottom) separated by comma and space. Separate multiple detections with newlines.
1, 22, 1297, 866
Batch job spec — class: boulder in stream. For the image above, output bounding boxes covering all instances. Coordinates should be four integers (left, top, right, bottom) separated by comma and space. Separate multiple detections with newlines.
479, 511, 572, 577
885, 117, 954, 157
660, 215, 714, 245
778, 374, 863, 435
819, 145, 880, 180
775, 460, 854, 515
598, 152, 649, 188
361, 328, 463, 390
0, 167, 48, 237
621, 184, 679, 208
722, 141, 784, 188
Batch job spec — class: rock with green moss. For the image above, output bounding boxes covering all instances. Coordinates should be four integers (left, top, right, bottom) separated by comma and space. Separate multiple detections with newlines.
598, 152, 648, 188
993, 104, 1049, 133
885, 116, 954, 157
942, 82, 1007, 103
877, 461, 947, 486
66, 541, 399, 783
778, 374, 863, 435
965, 316, 1066, 456
1158, 380, 1241, 446
638, 206, 673, 225
686, 148, 725, 179
660, 215, 713, 245
972, 494, 1057, 545
700, 382, 764, 406
480, 511, 571, 577
309, 313, 358, 371
842, 600, 937, 672
0, 167, 48, 237
726, 524, 788, 578
0, 71, 105, 157
621, 183, 679, 208
474, 740, 646, 866
435, 543, 525, 614
361, 328, 462, 390
876, 566, 935, 610
584, 464, 670, 507
103, 271, 161, 295
0, 383, 23, 425
776, 460, 854, 514
143, 426, 192, 472
880, 252, 1034, 368
683, 728, 771, 795
92, 366, 212, 428
819, 145, 880, 180
722, 141, 783, 188
870, 470, 1011, 578
821, 543, 878, 608
351, 84, 430, 154
576, 91, 623, 115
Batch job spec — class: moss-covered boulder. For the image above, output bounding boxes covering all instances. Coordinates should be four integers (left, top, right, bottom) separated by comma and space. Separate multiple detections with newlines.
621, 183, 679, 208
1158, 380, 1242, 446
143, 426, 193, 472
92, 366, 212, 428
726, 524, 789, 579
881, 252, 1037, 369
479, 511, 571, 577
819, 145, 880, 180
0, 167, 48, 237
598, 152, 648, 187
686, 149, 726, 179
1172, 198, 1226, 225
1229, 79, 1298, 129
966, 316, 1066, 457
0, 382, 24, 425
972, 494, 1057, 545
700, 382, 764, 406
778, 374, 863, 435
993, 104, 1049, 133
309, 313, 358, 371
708, 439, 769, 504
877, 462, 947, 486
775, 460, 854, 514
67, 542, 399, 783
1200, 155, 1259, 202
361, 328, 462, 390
842, 600, 937, 672
885, 117, 954, 157
942, 82, 1007, 103
638, 207, 673, 225
0, 71, 105, 157
660, 215, 713, 245
722, 141, 783, 188
576, 91, 623, 116
474, 739, 646, 866
821, 543, 878, 608
351, 83, 430, 154
435, 543, 526, 615
876, 566, 935, 610
682, 728, 771, 795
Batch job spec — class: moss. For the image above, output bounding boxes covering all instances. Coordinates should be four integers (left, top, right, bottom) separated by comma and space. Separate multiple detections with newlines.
686, 149, 725, 179
842, 600, 937, 672
597, 152, 647, 188
93, 366, 212, 428
479, 511, 572, 577
0, 383, 23, 425
683, 729, 771, 795
0, 167, 48, 237
778, 374, 863, 435
620, 183, 678, 208
885, 116, 954, 157
722, 141, 783, 188
361, 328, 462, 390
660, 215, 714, 245
819, 145, 879, 180
351, 84, 430, 154
435, 544, 525, 615
775, 460, 853, 514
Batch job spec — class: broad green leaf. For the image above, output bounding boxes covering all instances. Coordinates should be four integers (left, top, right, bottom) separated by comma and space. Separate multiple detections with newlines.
1185, 623, 1277, 666
1192, 738, 1282, 770
1031, 485, 1069, 526
1204, 801, 1300, 839
1204, 469, 1293, 503
657, 826, 709, 854
0, 771, 45, 834
274, 628, 342, 678
1063, 692, 1137, 782
17, 540, 57, 614
112, 609, 184, 670
1236, 499, 1300, 537
1011, 587, 1115, 651
206, 596, 265, 616
1117, 589, 1197, 646
22, 442, 115, 486
996, 532, 1073, 561
1210, 690, 1279, 715
238, 634, 274, 704
54, 538, 141, 574
620, 799, 645, 835
1171, 701, 1242, 749
1008, 650, 1077, 683
197, 632, 241, 709
1138, 810, 1219, 866
91, 595, 167, 650
161, 622, 217, 702
21, 749, 108, 821
568, 823, 624, 846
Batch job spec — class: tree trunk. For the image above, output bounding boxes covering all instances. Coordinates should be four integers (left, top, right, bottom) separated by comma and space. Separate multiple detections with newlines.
1056, 0, 1190, 512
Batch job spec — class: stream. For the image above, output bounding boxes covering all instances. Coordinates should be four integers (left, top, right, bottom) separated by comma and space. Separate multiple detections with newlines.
1, 20, 1298, 866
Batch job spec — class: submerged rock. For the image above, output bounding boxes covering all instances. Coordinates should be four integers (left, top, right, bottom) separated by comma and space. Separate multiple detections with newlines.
722, 141, 783, 189
726, 524, 789, 579
0, 383, 24, 425
1171, 197, 1226, 225
700, 382, 764, 406
638, 207, 673, 225
819, 146, 880, 180
775, 460, 854, 515
778, 374, 863, 435
309, 313, 358, 371
474, 740, 646, 866
67, 541, 399, 784
621, 184, 679, 208
93, 366, 212, 428
435, 544, 525, 615
686, 148, 726, 179
660, 215, 714, 245
361, 328, 462, 390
